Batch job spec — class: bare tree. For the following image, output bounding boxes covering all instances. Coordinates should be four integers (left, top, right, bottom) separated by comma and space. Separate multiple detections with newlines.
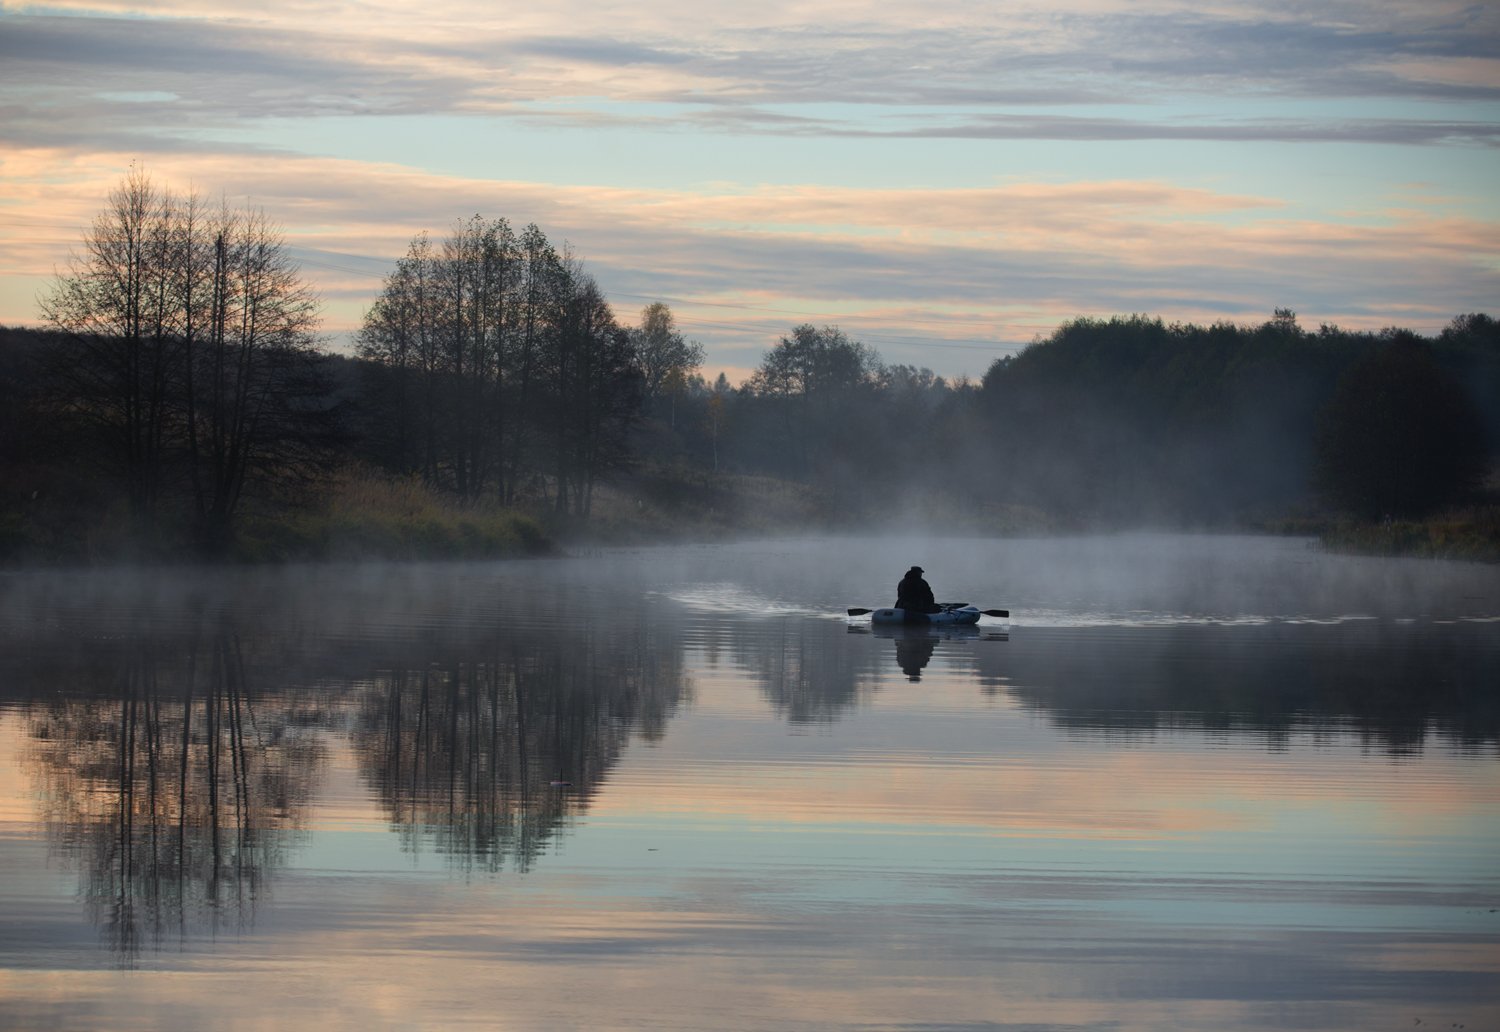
433, 215, 514, 500
356, 233, 440, 479
547, 263, 640, 516
630, 302, 704, 427
504, 224, 562, 503
40, 168, 183, 542
363, 219, 560, 503
706, 374, 732, 474
41, 169, 334, 557
186, 206, 327, 554
744, 324, 882, 482
361, 219, 647, 514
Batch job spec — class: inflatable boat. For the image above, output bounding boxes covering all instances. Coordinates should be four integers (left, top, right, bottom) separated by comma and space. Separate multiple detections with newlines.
869, 603, 982, 626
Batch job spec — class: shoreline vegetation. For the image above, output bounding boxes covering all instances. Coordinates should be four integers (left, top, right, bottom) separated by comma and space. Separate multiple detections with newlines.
7, 459, 1496, 567
3, 172, 1496, 569
4, 317, 1497, 565
1310, 508, 1500, 564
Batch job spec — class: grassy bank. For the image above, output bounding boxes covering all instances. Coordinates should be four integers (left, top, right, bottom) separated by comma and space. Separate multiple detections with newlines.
0, 469, 555, 566
11, 459, 1494, 565
1317, 507, 1500, 563
554, 465, 1058, 544
557, 468, 827, 543
242, 471, 554, 562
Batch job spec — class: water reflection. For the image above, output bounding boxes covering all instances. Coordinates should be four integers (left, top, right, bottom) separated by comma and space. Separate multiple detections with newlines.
20, 628, 324, 961
2, 542, 1497, 1001
893, 631, 936, 681
863, 624, 1005, 682
730, 619, 1010, 718
741, 620, 879, 723
352, 620, 689, 872
970, 623, 1500, 754
6, 590, 693, 953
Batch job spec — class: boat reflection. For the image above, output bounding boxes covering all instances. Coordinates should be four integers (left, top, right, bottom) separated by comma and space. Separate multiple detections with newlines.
851, 623, 1007, 683
873, 624, 975, 682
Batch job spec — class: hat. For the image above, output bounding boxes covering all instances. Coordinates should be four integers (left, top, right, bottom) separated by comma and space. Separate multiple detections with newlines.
909, 566, 924, 573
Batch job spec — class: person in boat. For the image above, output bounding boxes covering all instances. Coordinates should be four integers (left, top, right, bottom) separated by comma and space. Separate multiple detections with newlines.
895, 566, 940, 615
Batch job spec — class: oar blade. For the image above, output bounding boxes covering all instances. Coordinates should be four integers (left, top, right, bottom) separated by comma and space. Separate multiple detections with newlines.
982, 609, 1010, 619
846, 607, 874, 616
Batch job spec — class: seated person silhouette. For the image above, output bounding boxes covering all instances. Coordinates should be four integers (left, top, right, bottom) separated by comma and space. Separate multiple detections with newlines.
895, 565, 940, 619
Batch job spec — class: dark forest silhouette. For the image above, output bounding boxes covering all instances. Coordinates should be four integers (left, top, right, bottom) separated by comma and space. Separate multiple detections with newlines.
3, 172, 1498, 562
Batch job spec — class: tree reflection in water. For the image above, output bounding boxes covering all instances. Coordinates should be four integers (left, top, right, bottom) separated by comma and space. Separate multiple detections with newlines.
969, 622, 1500, 755
21, 628, 325, 962
10, 589, 693, 954
736, 621, 880, 723
352, 620, 689, 872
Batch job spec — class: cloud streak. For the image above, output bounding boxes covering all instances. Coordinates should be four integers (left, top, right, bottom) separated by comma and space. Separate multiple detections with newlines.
1, 1, 1496, 378
4, 3, 1499, 137
7, 145, 1493, 379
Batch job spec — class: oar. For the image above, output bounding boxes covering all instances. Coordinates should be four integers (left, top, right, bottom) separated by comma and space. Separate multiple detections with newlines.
846, 606, 1010, 618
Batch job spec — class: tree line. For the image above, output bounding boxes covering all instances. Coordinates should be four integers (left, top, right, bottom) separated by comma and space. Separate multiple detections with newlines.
355, 217, 641, 516
5, 171, 709, 559
651, 311, 1497, 528
2, 170, 1497, 562
983, 311, 1495, 524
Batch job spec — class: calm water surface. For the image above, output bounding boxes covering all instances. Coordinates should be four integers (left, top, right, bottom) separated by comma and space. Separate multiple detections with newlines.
0, 535, 1496, 1031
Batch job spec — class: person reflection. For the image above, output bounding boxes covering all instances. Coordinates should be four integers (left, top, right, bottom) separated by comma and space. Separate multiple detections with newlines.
22, 628, 322, 961
895, 633, 938, 681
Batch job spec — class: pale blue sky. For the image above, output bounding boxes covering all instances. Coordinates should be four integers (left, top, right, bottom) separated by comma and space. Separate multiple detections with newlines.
1, 0, 1496, 380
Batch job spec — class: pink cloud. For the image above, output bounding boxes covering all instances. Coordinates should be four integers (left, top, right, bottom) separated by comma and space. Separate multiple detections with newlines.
5, 148, 1495, 378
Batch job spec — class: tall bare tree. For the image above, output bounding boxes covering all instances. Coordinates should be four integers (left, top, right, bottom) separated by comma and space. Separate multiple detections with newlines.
434, 215, 511, 500
40, 168, 182, 541
362, 219, 539, 502
41, 169, 334, 557
186, 206, 327, 554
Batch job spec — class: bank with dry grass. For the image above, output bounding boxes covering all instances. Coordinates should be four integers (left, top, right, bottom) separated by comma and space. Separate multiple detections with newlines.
546, 464, 1057, 544
1318, 506, 1500, 563
238, 470, 554, 562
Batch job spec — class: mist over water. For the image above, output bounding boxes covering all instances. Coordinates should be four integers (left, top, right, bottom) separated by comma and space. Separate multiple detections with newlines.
0, 535, 1496, 1031
3, 533, 1492, 637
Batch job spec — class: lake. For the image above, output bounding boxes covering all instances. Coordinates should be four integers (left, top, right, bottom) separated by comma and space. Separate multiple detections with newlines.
0, 535, 1496, 1031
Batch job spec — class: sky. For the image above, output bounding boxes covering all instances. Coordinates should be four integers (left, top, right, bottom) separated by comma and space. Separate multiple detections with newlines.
1, 0, 1497, 383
